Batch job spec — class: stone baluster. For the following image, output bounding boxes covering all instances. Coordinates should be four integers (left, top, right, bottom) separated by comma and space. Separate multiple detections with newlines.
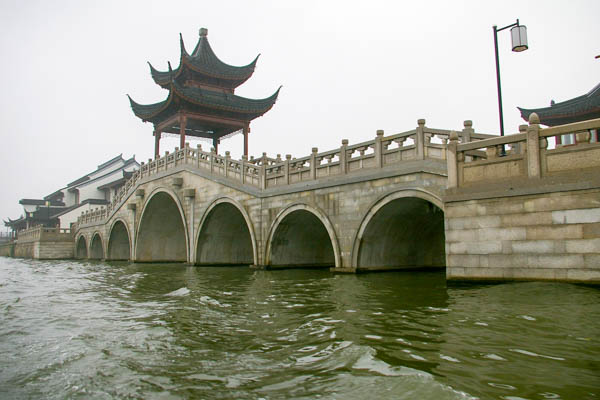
526, 113, 541, 179
447, 131, 459, 189
197, 144, 202, 168
374, 130, 384, 168
210, 148, 215, 173
416, 119, 425, 160
340, 139, 348, 174
184, 142, 189, 164
310, 147, 318, 180
576, 129, 592, 144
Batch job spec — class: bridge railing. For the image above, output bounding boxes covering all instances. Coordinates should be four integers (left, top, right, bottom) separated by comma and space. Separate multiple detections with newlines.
447, 114, 600, 189
78, 119, 495, 226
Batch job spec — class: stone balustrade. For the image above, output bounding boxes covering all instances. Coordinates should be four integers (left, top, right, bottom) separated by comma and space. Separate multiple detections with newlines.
16, 226, 72, 243
447, 114, 600, 189
77, 119, 494, 226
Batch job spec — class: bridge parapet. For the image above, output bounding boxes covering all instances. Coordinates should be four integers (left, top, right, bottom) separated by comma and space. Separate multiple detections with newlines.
76, 119, 493, 227
447, 115, 600, 190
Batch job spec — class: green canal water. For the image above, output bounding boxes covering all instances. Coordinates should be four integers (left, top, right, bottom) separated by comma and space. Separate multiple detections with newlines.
0, 258, 598, 399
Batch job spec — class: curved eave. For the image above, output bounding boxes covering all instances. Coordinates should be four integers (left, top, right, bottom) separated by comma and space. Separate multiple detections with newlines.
127, 93, 173, 122
149, 62, 181, 88
519, 83, 600, 125
172, 82, 280, 117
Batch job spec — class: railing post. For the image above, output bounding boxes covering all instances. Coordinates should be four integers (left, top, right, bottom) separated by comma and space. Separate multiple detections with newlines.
461, 120, 473, 143
526, 113, 542, 179
284, 154, 291, 185
340, 139, 348, 174
164, 151, 170, 170
260, 163, 267, 190
416, 119, 425, 160
447, 131, 459, 189
210, 148, 215, 173
225, 151, 230, 178
184, 142, 189, 164
310, 147, 318, 180
196, 144, 201, 168
241, 155, 247, 184
374, 130, 384, 168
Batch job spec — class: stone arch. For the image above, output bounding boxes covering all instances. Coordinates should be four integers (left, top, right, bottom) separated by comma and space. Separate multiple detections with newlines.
135, 188, 188, 262
75, 235, 88, 259
195, 197, 257, 266
265, 203, 340, 269
107, 219, 131, 261
352, 189, 445, 270
90, 232, 104, 260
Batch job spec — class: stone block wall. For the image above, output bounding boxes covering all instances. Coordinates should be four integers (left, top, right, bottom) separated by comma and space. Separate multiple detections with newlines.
445, 188, 600, 283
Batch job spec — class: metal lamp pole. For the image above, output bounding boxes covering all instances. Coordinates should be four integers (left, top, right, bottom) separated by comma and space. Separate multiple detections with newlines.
493, 19, 528, 144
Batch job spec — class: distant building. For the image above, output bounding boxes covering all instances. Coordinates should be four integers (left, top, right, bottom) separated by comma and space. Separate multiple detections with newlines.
4, 154, 139, 234
518, 82, 600, 144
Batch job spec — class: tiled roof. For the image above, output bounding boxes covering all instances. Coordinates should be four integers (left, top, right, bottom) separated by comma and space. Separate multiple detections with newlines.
518, 83, 600, 126
128, 82, 280, 122
149, 29, 258, 88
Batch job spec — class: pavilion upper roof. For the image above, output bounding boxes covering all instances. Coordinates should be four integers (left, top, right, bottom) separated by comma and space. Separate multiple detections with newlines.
149, 28, 259, 90
518, 82, 600, 126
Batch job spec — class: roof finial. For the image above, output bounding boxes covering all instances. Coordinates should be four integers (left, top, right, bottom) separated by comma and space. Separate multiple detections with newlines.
199, 28, 208, 37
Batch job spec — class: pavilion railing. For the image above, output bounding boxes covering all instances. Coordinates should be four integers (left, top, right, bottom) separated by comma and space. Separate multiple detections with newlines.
446, 114, 600, 189
78, 119, 495, 226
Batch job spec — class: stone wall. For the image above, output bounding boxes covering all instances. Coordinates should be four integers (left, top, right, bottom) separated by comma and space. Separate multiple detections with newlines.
445, 188, 600, 283
0, 243, 14, 257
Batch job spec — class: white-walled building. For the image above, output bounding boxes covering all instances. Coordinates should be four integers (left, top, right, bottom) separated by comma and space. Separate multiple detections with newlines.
4, 155, 139, 233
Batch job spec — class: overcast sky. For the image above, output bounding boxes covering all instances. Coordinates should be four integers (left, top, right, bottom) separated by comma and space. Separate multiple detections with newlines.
1, 0, 598, 224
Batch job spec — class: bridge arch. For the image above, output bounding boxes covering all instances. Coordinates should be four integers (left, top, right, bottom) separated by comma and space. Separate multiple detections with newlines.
265, 203, 340, 269
107, 219, 131, 261
352, 189, 445, 270
90, 232, 104, 260
135, 188, 188, 262
75, 235, 88, 259
195, 197, 257, 266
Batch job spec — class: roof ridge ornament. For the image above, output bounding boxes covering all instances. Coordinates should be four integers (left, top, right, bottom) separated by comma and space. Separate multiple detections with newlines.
200, 28, 208, 37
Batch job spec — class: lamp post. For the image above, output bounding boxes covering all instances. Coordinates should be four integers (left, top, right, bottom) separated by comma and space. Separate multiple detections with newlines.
493, 19, 528, 141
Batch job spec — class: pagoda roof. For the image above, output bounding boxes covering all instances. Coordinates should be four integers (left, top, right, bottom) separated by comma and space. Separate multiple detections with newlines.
149, 28, 258, 89
128, 81, 281, 125
518, 83, 600, 126
19, 199, 65, 207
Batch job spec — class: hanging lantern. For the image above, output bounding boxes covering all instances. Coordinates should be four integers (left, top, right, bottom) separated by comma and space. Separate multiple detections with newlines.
510, 24, 528, 52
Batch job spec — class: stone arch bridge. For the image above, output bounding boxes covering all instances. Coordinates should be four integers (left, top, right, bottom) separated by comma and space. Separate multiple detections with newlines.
75, 120, 489, 272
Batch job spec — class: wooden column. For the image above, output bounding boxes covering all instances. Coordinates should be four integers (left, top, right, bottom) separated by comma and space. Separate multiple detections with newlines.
180, 115, 187, 149
154, 130, 161, 158
213, 137, 219, 154
243, 126, 250, 157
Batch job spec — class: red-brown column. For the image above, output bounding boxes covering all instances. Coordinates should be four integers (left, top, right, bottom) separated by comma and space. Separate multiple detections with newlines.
243, 126, 249, 157
213, 137, 219, 154
154, 130, 161, 158
180, 115, 187, 149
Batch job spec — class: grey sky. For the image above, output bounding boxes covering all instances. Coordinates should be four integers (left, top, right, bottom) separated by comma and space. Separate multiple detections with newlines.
1, 0, 598, 224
